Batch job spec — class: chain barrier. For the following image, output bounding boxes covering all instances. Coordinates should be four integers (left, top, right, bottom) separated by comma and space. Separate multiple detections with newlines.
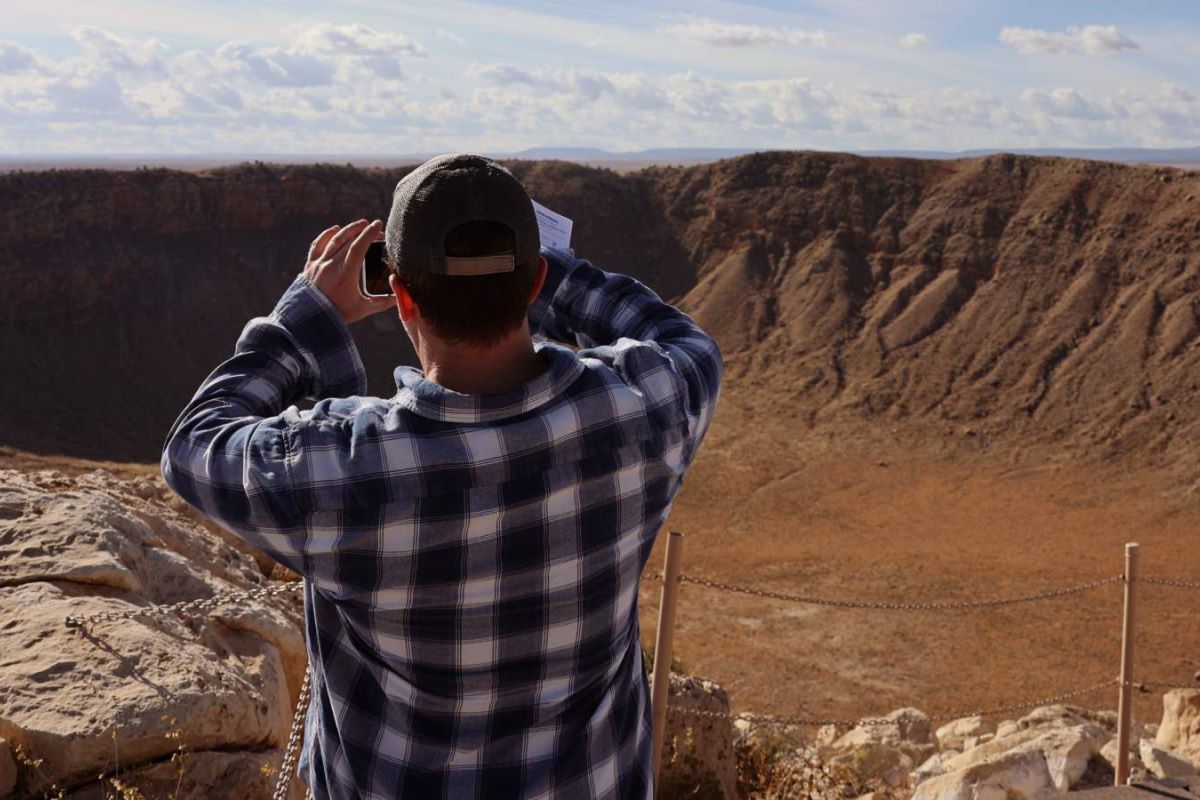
64, 580, 303, 628
57, 565, 1192, 795
1138, 679, 1200, 692
645, 571, 1124, 611
272, 667, 313, 800
65, 569, 1135, 630
668, 679, 1118, 729
1141, 576, 1200, 591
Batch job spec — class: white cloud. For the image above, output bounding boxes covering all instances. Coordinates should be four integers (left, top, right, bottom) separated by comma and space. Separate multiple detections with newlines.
1, 20, 1197, 154
69, 25, 165, 74
471, 63, 668, 110
999, 25, 1139, 56
900, 33, 930, 48
666, 18, 828, 48
1022, 87, 1116, 120
292, 23, 426, 59
0, 41, 40, 74
215, 41, 335, 87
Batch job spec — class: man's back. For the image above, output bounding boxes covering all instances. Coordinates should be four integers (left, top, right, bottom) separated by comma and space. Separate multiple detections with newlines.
162, 243, 721, 798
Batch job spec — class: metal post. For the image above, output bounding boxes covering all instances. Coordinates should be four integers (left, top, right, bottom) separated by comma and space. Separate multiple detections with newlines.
651, 531, 685, 789
1115, 542, 1140, 786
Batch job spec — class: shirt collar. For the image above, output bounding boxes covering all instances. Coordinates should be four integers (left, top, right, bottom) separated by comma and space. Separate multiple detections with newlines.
391, 342, 585, 424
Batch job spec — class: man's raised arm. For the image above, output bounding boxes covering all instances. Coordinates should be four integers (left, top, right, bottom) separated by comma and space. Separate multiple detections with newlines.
160, 221, 389, 574
528, 247, 723, 454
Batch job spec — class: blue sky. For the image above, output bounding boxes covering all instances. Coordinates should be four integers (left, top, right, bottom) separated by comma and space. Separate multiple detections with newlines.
0, 0, 1196, 154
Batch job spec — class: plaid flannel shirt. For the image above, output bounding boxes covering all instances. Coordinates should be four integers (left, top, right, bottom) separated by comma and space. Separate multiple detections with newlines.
161, 247, 722, 799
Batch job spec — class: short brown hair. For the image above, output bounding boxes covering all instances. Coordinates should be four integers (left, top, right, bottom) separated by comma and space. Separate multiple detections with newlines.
393, 220, 538, 345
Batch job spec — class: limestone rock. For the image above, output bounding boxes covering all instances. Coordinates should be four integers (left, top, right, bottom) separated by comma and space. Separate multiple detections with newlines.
914, 751, 956, 783
1017, 704, 1117, 733
939, 728, 1045, 772
1035, 725, 1107, 791
1140, 738, 1198, 780
935, 716, 994, 752
995, 720, 1019, 738
834, 707, 933, 751
63, 749, 303, 799
815, 724, 840, 748
656, 674, 736, 800
1101, 738, 1144, 777
1156, 689, 1200, 766
927, 722, 1108, 797
0, 470, 305, 796
911, 747, 1055, 800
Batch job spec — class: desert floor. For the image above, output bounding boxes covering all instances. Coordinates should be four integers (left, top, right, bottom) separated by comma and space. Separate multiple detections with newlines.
640, 398, 1199, 732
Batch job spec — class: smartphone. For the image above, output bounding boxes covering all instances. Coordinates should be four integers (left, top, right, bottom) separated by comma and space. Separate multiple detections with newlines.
360, 241, 392, 297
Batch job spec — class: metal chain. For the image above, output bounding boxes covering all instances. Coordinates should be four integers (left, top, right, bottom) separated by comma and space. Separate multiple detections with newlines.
645, 571, 1123, 611
64, 581, 303, 628
272, 666, 313, 800
1138, 679, 1200, 692
669, 679, 1117, 729
1141, 576, 1200, 591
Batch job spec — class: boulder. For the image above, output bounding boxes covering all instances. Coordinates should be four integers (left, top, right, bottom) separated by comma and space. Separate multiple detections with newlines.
1101, 738, 1144, 777
1036, 725, 1107, 790
1140, 738, 1198, 780
834, 707, 934, 751
911, 747, 1055, 800
995, 720, 1020, 738
938, 728, 1046, 772
935, 716, 994, 752
925, 722, 1108, 798
832, 708, 936, 771
1156, 689, 1200, 766
0, 470, 305, 796
1017, 704, 1117, 733
656, 674, 736, 800
914, 751, 957, 783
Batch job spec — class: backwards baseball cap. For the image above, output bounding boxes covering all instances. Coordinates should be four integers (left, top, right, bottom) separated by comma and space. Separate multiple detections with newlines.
385, 153, 540, 276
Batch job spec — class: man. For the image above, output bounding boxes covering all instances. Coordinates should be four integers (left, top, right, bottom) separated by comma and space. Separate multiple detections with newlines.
161, 154, 722, 799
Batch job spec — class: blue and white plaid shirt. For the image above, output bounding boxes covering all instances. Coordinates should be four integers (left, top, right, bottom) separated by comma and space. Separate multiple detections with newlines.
161, 247, 722, 799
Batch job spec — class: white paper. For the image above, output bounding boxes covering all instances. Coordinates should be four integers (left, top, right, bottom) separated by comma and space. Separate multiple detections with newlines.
532, 200, 573, 252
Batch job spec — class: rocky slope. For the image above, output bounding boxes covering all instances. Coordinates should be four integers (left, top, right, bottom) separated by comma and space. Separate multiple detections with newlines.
0, 468, 306, 799
2, 154, 1199, 469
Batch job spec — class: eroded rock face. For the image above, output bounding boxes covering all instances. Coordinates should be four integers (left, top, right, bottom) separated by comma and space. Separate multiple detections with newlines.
657, 674, 737, 800
0, 469, 305, 798
1140, 738, 1198, 780
911, 747, 1056, 800
899, 704, 1119, 800
1156, 689, 1200, 767
935, 716, 994, 753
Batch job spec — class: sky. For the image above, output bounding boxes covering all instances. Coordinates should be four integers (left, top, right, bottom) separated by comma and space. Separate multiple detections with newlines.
0, 0, 1197, 155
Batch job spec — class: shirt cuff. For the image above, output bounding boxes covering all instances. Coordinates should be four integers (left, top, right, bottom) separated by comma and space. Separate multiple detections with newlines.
270, 275, 368, 400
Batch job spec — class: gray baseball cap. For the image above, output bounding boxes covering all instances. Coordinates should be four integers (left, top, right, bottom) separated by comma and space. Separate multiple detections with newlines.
385, 153, 539, 276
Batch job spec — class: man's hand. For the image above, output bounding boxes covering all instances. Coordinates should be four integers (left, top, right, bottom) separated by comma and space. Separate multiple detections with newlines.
303, 219, 394, 325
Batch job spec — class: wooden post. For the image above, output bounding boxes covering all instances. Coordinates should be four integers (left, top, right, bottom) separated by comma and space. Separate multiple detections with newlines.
1115, 542, 1140, 787
651, 531, 685, 790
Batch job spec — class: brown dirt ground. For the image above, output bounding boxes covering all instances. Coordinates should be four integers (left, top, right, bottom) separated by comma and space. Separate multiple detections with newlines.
638, 397, 1200, 732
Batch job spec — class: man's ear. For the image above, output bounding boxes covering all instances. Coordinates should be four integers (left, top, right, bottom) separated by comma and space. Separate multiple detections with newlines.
528, 256, 548, 305
389, 274, 419, 322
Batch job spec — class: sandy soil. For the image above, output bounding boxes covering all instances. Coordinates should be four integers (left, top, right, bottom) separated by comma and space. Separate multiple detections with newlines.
638, 400, 1200, 731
